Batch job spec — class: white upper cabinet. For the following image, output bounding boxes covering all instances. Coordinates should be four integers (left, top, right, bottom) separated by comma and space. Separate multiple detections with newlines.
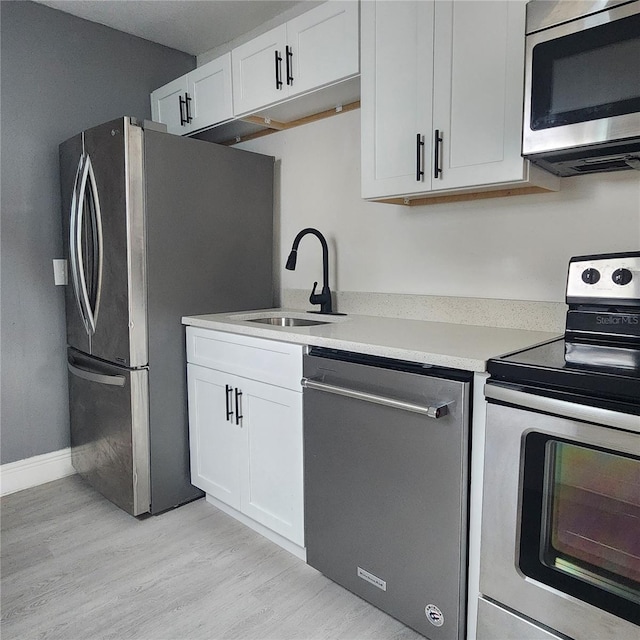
361, 0, 559, 201
151, 53, 233, 135
232, 25, 288, 117
187, 53, 233, 132
151, 75, 189, 136
361, 1, 434, 198
432, 1, 530, 191
286, 1, 360, 97
232, 1, 359, 116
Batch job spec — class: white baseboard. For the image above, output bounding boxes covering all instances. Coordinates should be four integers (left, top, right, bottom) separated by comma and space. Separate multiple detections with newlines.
0, 448, 76, 497
205, 494, 307, 562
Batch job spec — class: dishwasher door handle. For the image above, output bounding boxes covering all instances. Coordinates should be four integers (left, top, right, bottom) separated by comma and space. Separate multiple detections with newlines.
301, 378, 450, 419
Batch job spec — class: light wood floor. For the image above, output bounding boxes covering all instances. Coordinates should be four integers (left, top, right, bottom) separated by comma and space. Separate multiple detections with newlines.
1, 476, 423, 640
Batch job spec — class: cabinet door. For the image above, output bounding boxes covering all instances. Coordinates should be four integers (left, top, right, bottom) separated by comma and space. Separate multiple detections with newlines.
241, 380, 304, 547
232, 24, 288, 115
361, 1, 435, 199
187, 364, 241, 510
187, 53, 233, 132
431, 0, 528, 190
150, 75, 189, 136
286, 0, 359, 98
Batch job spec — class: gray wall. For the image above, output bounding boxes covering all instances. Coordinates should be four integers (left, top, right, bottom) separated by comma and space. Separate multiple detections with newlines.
1, 1, 195, 464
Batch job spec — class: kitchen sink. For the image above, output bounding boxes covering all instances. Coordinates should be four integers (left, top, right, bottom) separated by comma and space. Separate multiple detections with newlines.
247, 316, 330, 327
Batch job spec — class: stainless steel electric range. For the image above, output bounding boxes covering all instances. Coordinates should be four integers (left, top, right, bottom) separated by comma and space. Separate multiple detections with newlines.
478, 251, 640, 640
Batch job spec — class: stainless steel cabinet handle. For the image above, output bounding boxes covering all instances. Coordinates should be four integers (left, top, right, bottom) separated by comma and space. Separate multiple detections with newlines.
301, 378, 450, 419
68, 362, 125, 386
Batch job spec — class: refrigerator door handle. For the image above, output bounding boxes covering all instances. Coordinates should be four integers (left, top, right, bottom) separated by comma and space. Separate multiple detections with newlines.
75, 153, 94, 334
68, 361, 126, 387
85, 152, 104, 328
75, 153, 103, 335
69, 153, 91, 335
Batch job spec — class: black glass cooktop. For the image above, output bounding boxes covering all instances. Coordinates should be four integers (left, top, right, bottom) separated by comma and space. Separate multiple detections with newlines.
487, 338, 640, 410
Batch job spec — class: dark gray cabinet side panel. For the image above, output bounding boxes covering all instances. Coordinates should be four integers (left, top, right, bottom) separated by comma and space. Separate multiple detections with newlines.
143, 131, 274, 513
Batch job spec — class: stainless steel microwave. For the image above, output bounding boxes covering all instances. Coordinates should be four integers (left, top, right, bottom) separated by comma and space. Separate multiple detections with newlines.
523, 0, 640, 176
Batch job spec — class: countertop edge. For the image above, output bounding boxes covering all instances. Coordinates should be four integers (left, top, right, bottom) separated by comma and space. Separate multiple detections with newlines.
182, 310, 561, 373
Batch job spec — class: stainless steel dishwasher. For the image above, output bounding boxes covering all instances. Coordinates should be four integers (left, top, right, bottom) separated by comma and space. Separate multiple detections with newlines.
303, 348, 472, 640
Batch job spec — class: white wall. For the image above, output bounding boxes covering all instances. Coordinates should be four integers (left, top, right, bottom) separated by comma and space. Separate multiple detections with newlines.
238, 109, 640, 303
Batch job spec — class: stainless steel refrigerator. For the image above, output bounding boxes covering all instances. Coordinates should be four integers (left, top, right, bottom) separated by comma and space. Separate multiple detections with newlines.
60, 117, 274, 516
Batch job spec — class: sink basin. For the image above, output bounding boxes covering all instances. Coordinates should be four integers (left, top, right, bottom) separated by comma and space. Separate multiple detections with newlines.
247, 316, 330, 327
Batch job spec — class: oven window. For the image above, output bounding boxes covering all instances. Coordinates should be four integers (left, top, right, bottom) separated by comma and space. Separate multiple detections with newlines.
520, 434, 640, 626
530, 12, 640, 130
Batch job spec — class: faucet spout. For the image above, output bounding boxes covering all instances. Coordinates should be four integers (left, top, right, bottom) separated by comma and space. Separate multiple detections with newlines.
285, 227, 332, 314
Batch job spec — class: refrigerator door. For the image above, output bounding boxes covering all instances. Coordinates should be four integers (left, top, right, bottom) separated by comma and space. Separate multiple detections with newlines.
60, 133, 90, 355
67, 348, 150, 515
60, 118, 147, 367
143, 130, 274, 513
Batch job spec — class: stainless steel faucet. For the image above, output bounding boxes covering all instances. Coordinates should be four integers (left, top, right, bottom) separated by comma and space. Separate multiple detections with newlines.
285, 228, 333, 314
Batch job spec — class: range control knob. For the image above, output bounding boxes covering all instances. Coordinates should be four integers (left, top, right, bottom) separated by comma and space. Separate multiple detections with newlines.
581, 268, 600, 284
612, 268, 633, 285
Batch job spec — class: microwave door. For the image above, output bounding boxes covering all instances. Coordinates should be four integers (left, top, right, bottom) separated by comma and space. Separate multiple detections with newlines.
523, 2, 640, 159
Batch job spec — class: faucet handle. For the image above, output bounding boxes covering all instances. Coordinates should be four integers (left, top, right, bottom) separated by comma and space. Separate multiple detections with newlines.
309, 281, 333, 313
309, 281, 322, 306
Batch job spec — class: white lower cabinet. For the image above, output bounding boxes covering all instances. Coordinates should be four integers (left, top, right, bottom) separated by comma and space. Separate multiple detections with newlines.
185, 327, 304, 553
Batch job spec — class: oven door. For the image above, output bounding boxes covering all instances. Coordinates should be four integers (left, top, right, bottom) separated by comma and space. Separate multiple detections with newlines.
523, 1, 640, 157
480, 384, 640, 640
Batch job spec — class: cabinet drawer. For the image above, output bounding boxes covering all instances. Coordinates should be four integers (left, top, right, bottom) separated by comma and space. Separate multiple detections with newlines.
186, 327, 303, 391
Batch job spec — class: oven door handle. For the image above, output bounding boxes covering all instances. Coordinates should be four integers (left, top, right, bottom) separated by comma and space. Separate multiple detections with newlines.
485, 383, 640, 433
302, 378, 450, 419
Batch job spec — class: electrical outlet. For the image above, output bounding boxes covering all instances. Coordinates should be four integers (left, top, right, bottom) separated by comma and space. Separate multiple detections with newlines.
53, 259, 68, 285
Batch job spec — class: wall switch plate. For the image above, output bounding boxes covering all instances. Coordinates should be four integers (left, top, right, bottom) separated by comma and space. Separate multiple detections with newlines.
53, 259, 68, 285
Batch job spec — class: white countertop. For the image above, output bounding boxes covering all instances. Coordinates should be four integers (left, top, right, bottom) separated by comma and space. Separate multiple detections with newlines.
182, 309, 560, 372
